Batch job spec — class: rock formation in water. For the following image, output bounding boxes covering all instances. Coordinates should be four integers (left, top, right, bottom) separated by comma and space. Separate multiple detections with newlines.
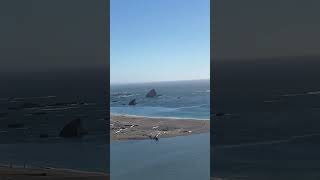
128, 99, 137, 105
146, 89, 157, 98
59, 118, 88, 138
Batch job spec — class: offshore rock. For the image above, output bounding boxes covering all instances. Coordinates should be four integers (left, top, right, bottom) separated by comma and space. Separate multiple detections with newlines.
59, 118, 88, 138
128, 99, 137, 105
146, 89, 157, 98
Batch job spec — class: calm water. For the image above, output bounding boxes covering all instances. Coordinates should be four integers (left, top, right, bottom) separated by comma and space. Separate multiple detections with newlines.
111, 80, 210, 119
0, 139, 107, 172
212, 59, 320, 179
0, 70, 108, 173
111, 133, 210, 180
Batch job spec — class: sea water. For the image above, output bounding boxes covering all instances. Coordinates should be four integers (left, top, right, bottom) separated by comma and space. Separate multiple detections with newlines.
111, 133, 210, 180
0, 70, 108, 173
111, 80, 210, 180
212, 59, 320, 179
111, 79, 210, 120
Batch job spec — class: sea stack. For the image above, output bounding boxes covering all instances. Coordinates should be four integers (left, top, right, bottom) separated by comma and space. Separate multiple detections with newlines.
146, 89, 157, 98
128, 99, 137, 105
59, 118, 88, 138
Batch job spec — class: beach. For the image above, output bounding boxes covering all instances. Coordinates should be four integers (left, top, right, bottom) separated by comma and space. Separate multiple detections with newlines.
0, 166, 109, 180
110, 80, 210, 179
111, 114, 210, 141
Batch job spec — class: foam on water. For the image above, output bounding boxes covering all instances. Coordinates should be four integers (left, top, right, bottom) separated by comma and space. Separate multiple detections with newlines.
110, 80, 210, 120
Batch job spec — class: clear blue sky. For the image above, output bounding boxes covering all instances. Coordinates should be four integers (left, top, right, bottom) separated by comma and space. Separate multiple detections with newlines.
111, 0, 210, 84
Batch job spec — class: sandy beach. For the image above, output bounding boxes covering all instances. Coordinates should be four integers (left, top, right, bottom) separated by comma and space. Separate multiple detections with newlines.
111, 115, 210, 141
0, 166, 109, 180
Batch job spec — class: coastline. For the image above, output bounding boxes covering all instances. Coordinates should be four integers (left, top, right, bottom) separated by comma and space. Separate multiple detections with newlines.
111, 114, 210, 141
111, 113, 210, 121
0, 165, 109, 180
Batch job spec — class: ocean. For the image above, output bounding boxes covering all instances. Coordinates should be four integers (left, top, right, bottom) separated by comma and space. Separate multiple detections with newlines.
0, 69, 109, 173
111, 80, 210, 180
0, 72, 210, 177
110, 79, 210, 120
212, 58, 320, 179
111, 133, 210, 180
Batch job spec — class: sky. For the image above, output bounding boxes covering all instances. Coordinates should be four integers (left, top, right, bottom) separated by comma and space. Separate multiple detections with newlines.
213, 0, 320, 60
0, 0, 107, 73
110, 0, 210, 84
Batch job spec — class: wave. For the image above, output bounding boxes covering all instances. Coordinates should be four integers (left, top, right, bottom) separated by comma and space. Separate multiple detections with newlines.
282, 90, 320, 97
111, 92, 138, 96
118, 94, 135, 98
263, 100, 281, 103
0, 163, 106, 175
28, 102, 94, 111
110, 113, 209, 121
216, 132, 320, 149
0, 96, 57, 102
110, 105, 209, 120
307, 91, 320, 95
192, 90, 210, 94
112, 104, 208, 110
111, 92, 140, 98
14, 96, 56, 101
281, 93, 305, 97
173, 104, 209, 110
40, 107, 79, 111
196, 89, 210, 93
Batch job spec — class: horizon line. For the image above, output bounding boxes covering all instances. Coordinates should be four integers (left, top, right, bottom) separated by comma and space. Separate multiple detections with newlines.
110, 78, 210, 86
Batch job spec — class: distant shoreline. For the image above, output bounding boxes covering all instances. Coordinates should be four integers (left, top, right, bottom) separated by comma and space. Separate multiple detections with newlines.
111, 114, 210, 141
0, 165, 109, 180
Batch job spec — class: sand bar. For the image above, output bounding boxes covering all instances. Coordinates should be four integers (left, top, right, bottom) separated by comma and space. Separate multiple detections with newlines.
111, 114, 210, 141
0, 166, 109, 180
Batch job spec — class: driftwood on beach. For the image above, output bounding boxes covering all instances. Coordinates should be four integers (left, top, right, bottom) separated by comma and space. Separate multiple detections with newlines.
111, 115, 209, 141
